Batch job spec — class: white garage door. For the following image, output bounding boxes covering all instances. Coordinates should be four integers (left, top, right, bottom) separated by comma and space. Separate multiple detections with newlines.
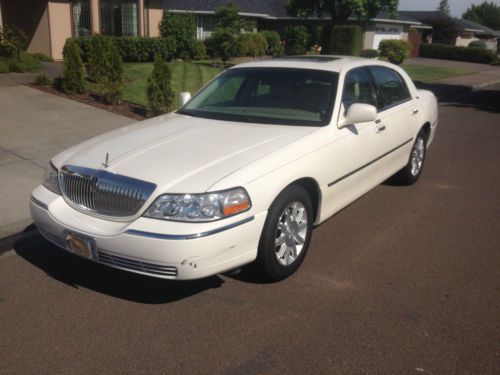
373, 24, 403, 50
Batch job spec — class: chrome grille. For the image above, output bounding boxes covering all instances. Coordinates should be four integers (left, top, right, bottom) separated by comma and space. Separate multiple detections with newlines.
98, 250, 178, 277
59, 165, 156, 218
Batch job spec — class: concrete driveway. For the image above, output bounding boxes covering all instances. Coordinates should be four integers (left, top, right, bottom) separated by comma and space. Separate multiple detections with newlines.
0, 86, 133, 238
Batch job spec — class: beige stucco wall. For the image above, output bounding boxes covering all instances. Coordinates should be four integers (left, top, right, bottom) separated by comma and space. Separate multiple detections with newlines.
0, 3, 3, 29
27, 5, 51, 57
48, 1, 72, 60
146, 0, 163, 37
363, 31, 375, 50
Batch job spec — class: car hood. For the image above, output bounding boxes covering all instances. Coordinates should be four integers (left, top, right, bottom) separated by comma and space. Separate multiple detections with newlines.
55, 113, 317, 193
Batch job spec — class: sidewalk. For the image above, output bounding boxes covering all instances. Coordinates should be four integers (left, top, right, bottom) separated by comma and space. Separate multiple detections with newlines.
0, 85, 133, 240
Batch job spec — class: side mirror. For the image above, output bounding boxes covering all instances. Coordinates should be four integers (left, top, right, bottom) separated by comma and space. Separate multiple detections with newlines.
179, 92, 192, 107
339, 103, 377, 128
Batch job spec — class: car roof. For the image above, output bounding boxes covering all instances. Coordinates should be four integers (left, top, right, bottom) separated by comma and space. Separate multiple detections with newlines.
231, 55, 392, 73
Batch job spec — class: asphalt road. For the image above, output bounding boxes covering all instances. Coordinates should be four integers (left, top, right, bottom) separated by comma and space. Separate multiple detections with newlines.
1, 86, 499, 374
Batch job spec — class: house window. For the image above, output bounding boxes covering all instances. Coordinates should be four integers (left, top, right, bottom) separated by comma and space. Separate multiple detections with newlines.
100, 0, 138, 36
72, 0, 91, 37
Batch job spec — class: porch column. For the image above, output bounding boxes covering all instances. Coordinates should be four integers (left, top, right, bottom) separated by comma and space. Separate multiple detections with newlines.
90, 0, 99, 33
138, 0, 145, 36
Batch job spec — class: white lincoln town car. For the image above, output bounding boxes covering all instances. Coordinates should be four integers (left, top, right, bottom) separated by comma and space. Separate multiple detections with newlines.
30, 56, 438, 281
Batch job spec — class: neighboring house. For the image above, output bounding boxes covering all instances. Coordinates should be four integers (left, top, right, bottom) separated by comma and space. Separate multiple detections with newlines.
399, 11, 499, 51
0, 0, 164, 60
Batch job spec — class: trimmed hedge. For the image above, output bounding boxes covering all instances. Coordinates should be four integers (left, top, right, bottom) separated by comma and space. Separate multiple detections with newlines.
419, 43, 497, 64
324, 25, 362, 56
360, 49, 380, 58
284, 25, 309, 55
74, 36, 176, 62
233, 33, 268, 57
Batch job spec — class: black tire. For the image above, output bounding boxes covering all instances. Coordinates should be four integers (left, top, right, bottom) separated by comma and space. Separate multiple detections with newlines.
254, 184, 313, 281
396, 129, 427, 185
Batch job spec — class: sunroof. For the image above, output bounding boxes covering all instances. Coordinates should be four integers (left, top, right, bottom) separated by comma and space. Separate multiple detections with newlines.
273, 56, 341, 63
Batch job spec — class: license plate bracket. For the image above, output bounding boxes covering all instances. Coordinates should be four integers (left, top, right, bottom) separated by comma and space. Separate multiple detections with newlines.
64, 232, 97, 260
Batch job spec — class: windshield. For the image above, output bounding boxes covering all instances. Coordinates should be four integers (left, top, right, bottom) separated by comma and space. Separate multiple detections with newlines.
178, 68, 339, 126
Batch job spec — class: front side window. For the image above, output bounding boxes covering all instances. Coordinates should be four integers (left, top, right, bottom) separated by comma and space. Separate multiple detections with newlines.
72, 0, 91, 37
100, 0, 138, 36
179, 68, 338, 126
342, 67, 377, 109
369, 66, 411, 110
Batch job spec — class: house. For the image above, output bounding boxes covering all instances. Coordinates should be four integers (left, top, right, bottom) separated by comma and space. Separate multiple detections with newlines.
398, 11, 499, 51
0, 0, 164, 60
0, 0, 434, 61
166, 0, 431, 55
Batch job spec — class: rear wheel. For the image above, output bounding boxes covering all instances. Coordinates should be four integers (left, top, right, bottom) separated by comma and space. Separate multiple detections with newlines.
255, 185, 313, 281
396, 130, 427, 185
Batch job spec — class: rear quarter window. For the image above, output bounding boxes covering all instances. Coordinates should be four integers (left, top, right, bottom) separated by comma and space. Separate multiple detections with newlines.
369, 66, 411, 110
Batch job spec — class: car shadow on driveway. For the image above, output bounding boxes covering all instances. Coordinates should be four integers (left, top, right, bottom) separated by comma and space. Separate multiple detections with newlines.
13, 231, 224, 304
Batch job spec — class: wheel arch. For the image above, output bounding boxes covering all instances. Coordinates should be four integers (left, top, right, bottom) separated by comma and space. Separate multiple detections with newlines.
278, 177, 322, 224
421, 122, 431, 141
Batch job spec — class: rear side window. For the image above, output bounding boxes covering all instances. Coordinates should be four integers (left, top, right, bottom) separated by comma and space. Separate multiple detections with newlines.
369, 66, 411, 110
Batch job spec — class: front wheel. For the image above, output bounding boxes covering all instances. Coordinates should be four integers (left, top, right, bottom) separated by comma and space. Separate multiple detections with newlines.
396, 130, 427, 185
255, 185, 313, 282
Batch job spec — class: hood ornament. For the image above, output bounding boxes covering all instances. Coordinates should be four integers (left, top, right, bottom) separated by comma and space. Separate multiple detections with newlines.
102, 153, 110, 168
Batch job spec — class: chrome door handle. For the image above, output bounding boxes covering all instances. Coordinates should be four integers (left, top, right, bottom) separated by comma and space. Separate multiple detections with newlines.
375, 124, 386, 133
412, 108, 419, 114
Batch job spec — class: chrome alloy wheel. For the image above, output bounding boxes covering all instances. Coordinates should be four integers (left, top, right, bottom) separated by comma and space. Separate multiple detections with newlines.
411, 137, 425, 176
274, 201, 308, 266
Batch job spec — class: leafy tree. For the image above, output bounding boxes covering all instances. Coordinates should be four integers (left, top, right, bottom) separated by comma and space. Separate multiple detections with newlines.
61, 38, 85, 94
215, 3, 255, 32
146, 54, 175, 115
159, 13, 197, 59
463, 1, 500, 30
422, 15, 457, 45
437, 0, 450, 16
102, 40, 123, 105
286, 0, 399, 24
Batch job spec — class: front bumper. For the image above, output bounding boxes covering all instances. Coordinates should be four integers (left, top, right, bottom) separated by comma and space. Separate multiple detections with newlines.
30, 185, 266, 280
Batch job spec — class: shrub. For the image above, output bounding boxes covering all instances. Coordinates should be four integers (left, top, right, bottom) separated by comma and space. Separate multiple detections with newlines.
419, 43, 497, 64
30, 52, 53, 62
146, 54, 175, 116
468, 40, 487, 49
0, 25, 28, 60
102, 41, 123, 105
206, 29, 236, 63
33, 74, 52, 86
74, 36, 176, 62
328, 25, 362, 56
192, 40, 207, 60
261, 30, 282, 56
52, 76, 63, 90
379, 40, 410, 65
159, 13, 196, 59
61, 38, 85, 94
0, 60, 8, 73
284, 25, 309, 55
360, 49, 380, 58
87, 34, 107, 82
233, 33, 268, 57
8, 60, 24, 72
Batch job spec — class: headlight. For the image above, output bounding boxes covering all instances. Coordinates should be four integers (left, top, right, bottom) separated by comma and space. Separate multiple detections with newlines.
42, 162, 61, 195
144, 187, 251, 222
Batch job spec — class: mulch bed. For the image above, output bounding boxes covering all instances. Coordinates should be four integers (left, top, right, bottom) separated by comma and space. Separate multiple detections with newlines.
26, 84, 148, 121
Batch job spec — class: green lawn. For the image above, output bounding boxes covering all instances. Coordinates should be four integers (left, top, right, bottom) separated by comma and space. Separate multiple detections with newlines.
402, 64, 475, 82
89, 62, 222, 106
89, 61, 476, 107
